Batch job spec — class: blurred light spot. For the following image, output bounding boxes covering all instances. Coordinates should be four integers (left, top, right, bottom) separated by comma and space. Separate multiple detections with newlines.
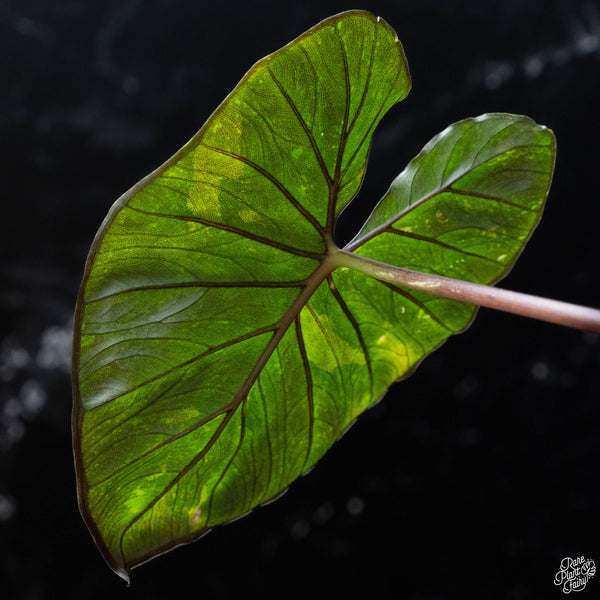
290, 519, 310, 541
12, 15, 56, 42
531, 361, 550, 381
575, 32, 599, 53
20, 379, 47, 417
523, 55, 544, 79
313, 502, 335, 525
2, 420, 25, 448
346, 496, 365, 516
9, 347, 29, 368
0, 494, 16, 521
0, 346, 30, 382
36, 324, 72, 371
122, 76, 140, 94
484, 61, 514, 90
3, 398, 21, 418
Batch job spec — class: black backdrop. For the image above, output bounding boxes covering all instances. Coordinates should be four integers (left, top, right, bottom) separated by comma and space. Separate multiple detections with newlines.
1, 1, 599, 599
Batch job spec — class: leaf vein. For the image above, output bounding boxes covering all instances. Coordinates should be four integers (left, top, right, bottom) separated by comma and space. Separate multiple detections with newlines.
295, 316, 314, 473
128, 194, 323, 259
327, 275, 374, 392
87, 279, 306, 304
385, 228, 502, 265
199, 142, 327, 237
266, 65, 332, 187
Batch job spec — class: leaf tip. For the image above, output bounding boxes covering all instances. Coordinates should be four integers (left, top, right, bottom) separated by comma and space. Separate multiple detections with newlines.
114, 565, 132, 586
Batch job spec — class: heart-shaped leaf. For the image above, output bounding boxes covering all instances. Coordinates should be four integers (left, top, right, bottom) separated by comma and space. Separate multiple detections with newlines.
72, 11, 555, 580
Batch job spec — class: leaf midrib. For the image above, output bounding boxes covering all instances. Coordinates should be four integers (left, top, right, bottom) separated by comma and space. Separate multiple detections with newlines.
345, 142, 548, 252
111, 256, 337, 562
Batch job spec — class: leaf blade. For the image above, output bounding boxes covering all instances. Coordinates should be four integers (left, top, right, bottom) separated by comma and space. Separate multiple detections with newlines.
341, 113, 555, 365
73, 10, 410, 578
349, 113, 555, 254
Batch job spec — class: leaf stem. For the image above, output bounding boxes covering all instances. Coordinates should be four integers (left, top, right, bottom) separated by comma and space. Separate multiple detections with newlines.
333, 249, 600, 334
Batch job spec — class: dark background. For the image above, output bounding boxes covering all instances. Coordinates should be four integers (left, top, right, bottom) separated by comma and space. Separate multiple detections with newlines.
1, 1, 599, 598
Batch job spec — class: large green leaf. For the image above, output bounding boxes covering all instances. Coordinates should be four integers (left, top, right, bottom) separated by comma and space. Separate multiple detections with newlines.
72, 11, 555, 579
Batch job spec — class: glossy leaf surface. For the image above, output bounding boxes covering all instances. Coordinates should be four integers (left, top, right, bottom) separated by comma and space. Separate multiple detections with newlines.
345, 113, 556, 332
72, 11, 555, 579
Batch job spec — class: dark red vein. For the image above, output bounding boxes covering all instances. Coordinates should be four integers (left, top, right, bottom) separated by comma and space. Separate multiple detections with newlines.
87, 325, 277, 409
90, 403, 232, 489
199, 142, 326, 237
446, 186, 537, 213
205, 395, 249, 524
78, 335, 210, 372
266, 65, 332, 187
345, 146, 544, 252
85, 376, 183, 459
326, 33, 352, 233
304, 301, 344, 429
345, 19, 378, 136
87, 279, 307, 304
385, 228, 502, 264
326, 275, 373, 392
295, 316, 314, 473
304, 303, 340, 370
471, 120, 520, 165
379, 280, 456, 333
237, 93, 298, 148
118, 406, 235, 561
338, 63, 402, 186
256, 377, 274, 496
128, 192, 323, 260
440, 120, 477, 184
298, 44, 319, 133
161, 172, 292, 227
